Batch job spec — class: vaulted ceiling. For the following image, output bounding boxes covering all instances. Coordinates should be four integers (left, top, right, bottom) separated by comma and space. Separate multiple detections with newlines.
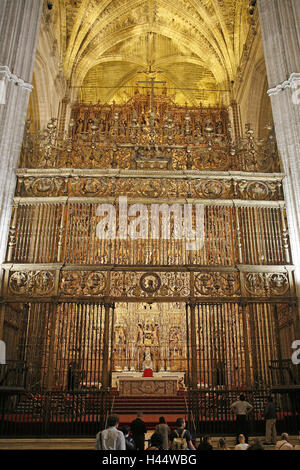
48, 0, 254, 105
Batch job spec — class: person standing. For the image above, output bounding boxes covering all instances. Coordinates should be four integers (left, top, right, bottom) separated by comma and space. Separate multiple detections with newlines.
230, 394, 253, 443
67, 363, 75, 391
170, 418, 196, 450
263, 395, 277, 445
130, 411, 147, 450
155, 416, 170, 450
94, 414, 126, 450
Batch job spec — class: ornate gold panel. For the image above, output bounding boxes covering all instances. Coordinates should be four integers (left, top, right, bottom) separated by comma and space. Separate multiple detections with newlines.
8, 271, 56, 296
194, 272, 240, 297
16, 174, 284, 201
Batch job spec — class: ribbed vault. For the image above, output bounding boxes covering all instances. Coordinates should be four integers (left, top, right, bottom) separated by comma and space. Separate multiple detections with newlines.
47, 0, 252, 104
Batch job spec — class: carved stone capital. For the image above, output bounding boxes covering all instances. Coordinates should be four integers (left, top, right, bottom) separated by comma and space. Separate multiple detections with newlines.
267, 73, 300, 96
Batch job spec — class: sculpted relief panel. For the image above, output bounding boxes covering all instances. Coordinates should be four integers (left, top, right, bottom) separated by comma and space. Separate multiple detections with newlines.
8, 271, 55, 296
4, 268, 294, 300
194, 272, 241, 297
243, 272, 291, 297
16, 175, 284, 201
109, 271, 191, 298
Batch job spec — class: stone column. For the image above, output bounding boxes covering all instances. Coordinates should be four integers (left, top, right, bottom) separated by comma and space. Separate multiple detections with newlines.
258, 0, 300, 310
0, 1, 43, 271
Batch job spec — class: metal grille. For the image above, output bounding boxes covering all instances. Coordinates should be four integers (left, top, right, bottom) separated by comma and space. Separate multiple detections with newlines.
186, 302, 296, 390
12, 203, 62, 263
0, 302, 112, 436
2, 302, 108, 392
238, 206, 289, 265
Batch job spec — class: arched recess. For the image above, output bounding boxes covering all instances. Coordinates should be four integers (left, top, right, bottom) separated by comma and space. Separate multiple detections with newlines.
246, 58, 270, 134
257, 78, 273, 140
237, 44, 273, 139
31, 20, 67, 129
26, 74, 40, 132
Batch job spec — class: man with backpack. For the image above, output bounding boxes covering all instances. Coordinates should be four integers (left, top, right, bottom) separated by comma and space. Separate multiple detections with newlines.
169, 418, 195, 450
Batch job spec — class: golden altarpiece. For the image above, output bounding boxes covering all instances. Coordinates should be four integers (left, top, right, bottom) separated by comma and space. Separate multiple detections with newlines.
0, 85, 299, 433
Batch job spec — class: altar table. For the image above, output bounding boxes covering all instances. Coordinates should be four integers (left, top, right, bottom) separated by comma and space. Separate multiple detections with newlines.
118, 376, 178, 396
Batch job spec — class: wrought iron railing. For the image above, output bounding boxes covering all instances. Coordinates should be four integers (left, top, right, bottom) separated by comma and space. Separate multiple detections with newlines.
187, 388, 300, 436
269, 360, 300, 386
0, 389, 110, 437
0, 361, 28, 389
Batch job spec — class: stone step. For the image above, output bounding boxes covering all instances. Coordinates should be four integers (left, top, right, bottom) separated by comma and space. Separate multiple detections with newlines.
0, 436, 299, 450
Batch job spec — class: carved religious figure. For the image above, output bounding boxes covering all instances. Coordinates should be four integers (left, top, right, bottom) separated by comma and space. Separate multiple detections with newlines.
142, 347, 153, 370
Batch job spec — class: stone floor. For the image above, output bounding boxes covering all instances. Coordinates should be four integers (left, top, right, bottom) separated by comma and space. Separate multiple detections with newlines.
0, 436, 299, 450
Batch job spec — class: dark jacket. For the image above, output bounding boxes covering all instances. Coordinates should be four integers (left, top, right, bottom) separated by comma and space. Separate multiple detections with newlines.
197, 443, 213, 451
130, 418, 147, 437
264, 402, 276, 420
125, 436, 136, 451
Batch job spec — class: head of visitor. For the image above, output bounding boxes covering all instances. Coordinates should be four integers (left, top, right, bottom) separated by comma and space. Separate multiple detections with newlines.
239, 394, 246, 401
281, 433, 289, 442
121, 426, 130, 437
149, 432, 163, 449
176, 417, 185, 429
238, 434, 246, 444
107, 414, 120, 429
203, 436, 212, 446
158, 416, 166, 424
219, 438, 227, 449
249, 438, 264, 451
137, 411, 143, 419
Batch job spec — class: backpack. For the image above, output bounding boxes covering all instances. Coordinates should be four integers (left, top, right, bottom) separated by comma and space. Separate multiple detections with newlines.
170, 430, 188, 450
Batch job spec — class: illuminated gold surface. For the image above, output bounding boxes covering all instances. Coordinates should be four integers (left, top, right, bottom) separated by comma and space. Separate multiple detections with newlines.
49, 0, 252, 105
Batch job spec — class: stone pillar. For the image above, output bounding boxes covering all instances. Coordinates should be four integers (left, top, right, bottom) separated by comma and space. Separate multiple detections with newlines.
258, 0, 300, 309
0, 1, 43, 270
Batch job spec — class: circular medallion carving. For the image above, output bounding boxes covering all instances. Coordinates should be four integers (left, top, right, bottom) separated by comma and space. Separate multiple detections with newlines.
85, 272, 106, 295
140, 273, 161, 293
74, 178, 109, 196
194, 180, 224, 198
269, 273, 289, 295
140, 180, 165, 198
246, 181, 269, 200
9, 271, 54, 295
9, 272, 28, 294
31, 178, 56, 196
244, 273, 264, 295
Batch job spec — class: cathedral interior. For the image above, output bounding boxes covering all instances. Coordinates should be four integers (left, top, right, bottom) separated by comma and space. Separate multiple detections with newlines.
0, 0, 300, 439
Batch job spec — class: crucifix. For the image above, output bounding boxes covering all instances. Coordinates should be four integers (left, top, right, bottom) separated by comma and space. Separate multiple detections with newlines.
137, 66, 166, 113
